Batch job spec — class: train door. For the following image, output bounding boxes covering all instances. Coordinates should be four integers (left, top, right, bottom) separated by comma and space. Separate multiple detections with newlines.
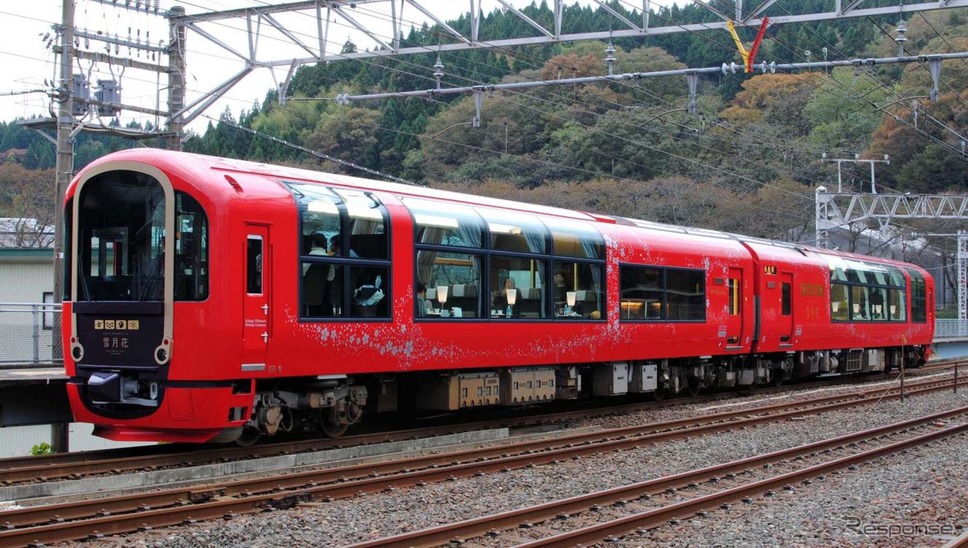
726, 267, 744, 348
779, 271, 794, 346
243, 227, 270, 370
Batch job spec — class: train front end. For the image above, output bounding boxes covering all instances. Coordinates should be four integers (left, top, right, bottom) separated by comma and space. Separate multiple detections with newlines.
63, 154, 249, 443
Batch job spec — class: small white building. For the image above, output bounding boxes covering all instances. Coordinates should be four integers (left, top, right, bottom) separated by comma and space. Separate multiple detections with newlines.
0, 239, 150, 455
0, 247, 56, 364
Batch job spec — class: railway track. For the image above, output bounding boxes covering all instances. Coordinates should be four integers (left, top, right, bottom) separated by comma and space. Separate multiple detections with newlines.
0, 375, 963, 546
1, 359, 960, 487
354, 406, 968, 547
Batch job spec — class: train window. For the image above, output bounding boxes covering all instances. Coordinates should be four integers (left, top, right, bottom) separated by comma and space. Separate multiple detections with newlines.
908, 269, 927, 323
869, 287, 887, 320
174, 193, 208, 301
338, 189, 388, 260
246, 237, 263, 294
76, 170, 166, 302
418, 250, 482, 319
543, 218, 605, 259
781, 282, 791, 316
552, 262, 604, 320
849, 286, 869, 320
830, 283, 849, 320
888, 288, 906, 321
350, 266, 390, 318
288, 182, 392, 321
64, 198, 73, 300
667, 269, 705, 321
490, 256, 549, 319
406, 198, 484, 249
620, 267, 664, 320
478, 208, 548, 254
728, 278, 740, 316
830, 261, 908, 323
620, 266, 704, 322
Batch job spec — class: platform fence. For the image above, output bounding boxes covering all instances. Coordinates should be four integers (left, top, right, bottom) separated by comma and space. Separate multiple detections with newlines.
0, 302, 61, 365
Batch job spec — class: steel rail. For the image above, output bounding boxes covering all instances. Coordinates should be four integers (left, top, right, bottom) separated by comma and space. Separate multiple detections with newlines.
518, 419, 968, 547
2, 359, 959, 482
1, 378, 963, 544
349, 406, 968, 548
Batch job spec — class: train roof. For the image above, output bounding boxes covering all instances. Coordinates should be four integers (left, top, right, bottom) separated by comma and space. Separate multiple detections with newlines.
73, 149, 928, 273
78, 149, 601, 224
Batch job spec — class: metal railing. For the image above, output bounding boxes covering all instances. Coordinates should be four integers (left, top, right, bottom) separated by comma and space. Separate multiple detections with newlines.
0, 303, 966, 365
0, 302, 61, 365
934, 319, 968, 340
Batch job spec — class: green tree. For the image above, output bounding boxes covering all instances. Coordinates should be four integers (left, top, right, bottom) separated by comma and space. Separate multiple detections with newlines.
802, 67, 892, 152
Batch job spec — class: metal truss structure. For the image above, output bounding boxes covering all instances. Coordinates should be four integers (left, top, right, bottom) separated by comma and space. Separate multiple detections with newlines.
80, 0, 968, 131
815, 188, 968, 320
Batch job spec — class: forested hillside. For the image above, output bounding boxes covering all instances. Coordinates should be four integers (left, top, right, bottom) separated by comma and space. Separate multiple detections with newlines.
2, 1, 967, 253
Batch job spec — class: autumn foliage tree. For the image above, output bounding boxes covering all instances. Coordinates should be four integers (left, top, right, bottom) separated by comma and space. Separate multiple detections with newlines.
0, 161, 55, 247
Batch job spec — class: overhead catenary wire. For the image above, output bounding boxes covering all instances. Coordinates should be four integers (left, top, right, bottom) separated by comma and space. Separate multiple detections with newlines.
5, 0, 960, 244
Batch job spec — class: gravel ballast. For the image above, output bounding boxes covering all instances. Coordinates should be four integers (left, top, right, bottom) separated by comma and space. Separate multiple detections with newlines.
73, 377, 968, 547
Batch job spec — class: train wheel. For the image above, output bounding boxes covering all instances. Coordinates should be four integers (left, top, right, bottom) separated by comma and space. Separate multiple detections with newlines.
235, 427, 261, 447
686, 377, 701, 397
651, 386, 667, 401
771, 370, 784, 387
320, 421, 349, 438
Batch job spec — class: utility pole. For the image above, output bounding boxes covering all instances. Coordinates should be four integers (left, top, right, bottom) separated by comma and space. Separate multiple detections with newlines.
51, 0, 76, 454
166, 5, 186, 151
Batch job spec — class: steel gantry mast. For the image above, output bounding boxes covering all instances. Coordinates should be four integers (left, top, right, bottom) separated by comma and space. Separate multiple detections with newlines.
60, 0, 968, 142
815, 189, 968, 321
139, 0, 968, 136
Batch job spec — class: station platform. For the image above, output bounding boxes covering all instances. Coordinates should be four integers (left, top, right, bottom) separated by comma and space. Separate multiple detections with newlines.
0, 365, 71, 427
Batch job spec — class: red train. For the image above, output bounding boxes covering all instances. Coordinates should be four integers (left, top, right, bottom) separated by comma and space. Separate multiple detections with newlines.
62, 149, 934, 443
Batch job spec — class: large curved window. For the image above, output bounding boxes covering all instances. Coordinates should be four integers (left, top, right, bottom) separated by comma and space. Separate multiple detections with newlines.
76, 171, 165, 302
545, 217, 605, 320
407, 198, 606, 321
408, 199, 485, 319
907, 268, 927, 323
288, 183, 390, 320
828, 257, 906, 322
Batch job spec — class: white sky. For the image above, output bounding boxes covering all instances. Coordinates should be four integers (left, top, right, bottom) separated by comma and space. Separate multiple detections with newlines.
0, 0, 671, 136
0, 1, 483, 133
0, 1, 673, 135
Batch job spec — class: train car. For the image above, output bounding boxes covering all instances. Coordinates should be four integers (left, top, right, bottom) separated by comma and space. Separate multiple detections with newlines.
62, 149, 934, 443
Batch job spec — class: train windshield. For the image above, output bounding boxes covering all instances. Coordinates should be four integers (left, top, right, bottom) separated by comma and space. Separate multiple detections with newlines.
75, 170, 208, 302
